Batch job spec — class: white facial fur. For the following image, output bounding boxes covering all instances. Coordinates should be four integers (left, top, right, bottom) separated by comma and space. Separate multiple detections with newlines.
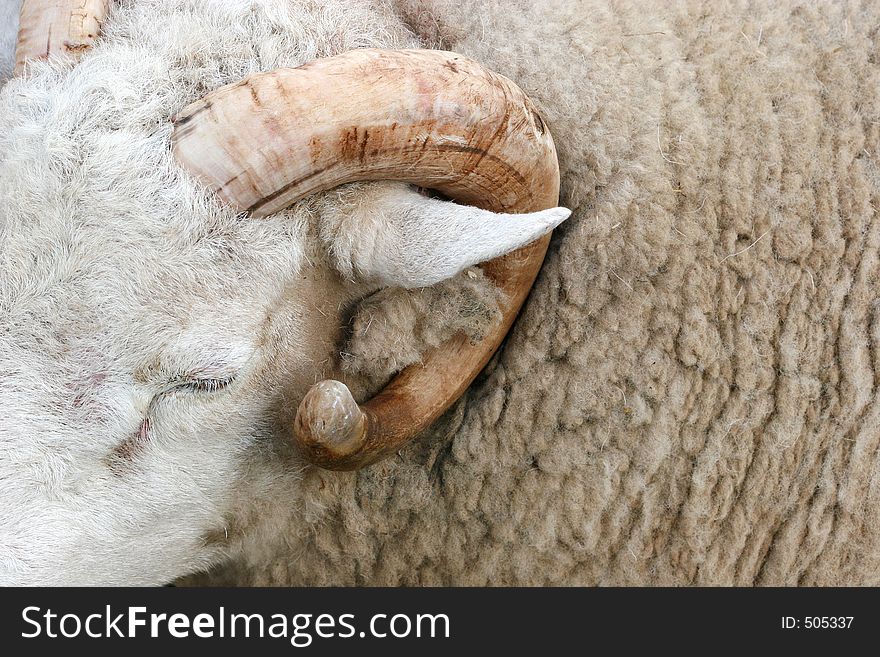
0, 0, 567, 584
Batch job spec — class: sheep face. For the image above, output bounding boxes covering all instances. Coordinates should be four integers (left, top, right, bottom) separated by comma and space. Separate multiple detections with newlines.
0, 0, 566, 585
0, 148, 361, 584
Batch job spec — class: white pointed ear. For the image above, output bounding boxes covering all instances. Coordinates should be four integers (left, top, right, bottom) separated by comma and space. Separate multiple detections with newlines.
321, 182, 570, 288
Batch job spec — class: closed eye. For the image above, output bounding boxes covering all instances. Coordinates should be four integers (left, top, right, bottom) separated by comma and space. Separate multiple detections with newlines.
109, 374, 235, 474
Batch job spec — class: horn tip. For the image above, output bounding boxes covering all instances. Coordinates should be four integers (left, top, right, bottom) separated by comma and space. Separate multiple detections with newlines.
294, 380, 368, 464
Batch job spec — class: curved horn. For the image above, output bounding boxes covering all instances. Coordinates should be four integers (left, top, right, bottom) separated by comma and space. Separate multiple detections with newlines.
14, 0, 110, 75
13, 2, 562, 471
173, 50, 559, 470
172, 49, 560, 470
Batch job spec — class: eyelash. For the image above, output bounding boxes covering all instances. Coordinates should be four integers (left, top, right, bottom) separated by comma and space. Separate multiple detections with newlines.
173, 376, 236, 394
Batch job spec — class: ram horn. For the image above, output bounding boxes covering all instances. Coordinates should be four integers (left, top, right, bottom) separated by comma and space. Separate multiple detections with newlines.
13, 0, 563, 471
171, 48, 560, 470
14, 0, 110, 75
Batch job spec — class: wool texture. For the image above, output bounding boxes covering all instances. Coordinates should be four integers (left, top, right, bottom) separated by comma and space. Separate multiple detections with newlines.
185, 0, 880, 586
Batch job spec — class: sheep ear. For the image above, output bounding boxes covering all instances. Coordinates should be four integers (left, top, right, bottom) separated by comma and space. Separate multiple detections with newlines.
328, 182, 570, 288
